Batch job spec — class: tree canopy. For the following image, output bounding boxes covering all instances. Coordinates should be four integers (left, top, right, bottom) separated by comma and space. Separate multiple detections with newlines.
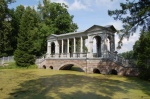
0, 0, 78, 66
108, 0, 150, 48
0, 0, 14, 57
133, 30, 150, 80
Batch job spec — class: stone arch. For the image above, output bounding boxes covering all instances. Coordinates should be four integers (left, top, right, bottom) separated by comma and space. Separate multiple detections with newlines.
93, 68, 101, 74
51, 42, 55, 54
109, 69, 118, 75
93, 35, 102, 57
43, 65, 46, 69
59, 62, 85, 72
49, 66, 53, 69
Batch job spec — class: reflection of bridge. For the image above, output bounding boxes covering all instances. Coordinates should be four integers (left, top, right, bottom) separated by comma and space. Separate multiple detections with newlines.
37, 25, 138, 76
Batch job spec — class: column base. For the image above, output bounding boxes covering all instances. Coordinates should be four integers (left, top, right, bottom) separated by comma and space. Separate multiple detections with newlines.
87, 52, 93, 58
67, 53, 70, 58
73, 53, 77, 58
80, 53, 83, 58
54, 53, 59, 58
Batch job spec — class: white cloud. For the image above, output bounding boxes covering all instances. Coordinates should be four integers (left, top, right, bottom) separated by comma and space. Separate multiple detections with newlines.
105, 21, 140, 53
95, 0, 118, 8
51, 0, 120, 11
69, 0, 89, 11
115, 32, 140, 53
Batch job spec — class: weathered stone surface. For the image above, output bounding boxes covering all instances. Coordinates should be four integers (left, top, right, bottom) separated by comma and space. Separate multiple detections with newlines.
38, 58, 138, 76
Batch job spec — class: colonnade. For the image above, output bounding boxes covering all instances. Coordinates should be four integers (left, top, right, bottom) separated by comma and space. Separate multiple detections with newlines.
47, 35, 115, 58
46, 25, 116, 59
47, 36, 87, 58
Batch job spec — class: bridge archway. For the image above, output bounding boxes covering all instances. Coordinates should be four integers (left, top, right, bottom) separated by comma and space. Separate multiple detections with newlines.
49, 66, 53, 69
59, 62, 84, 72
43, 65, 46, 69
110, 69, 118, 75
93, 68, 101, 74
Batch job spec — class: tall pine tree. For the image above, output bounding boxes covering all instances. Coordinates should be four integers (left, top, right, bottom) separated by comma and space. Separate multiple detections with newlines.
14, 6, 39, 67
133, 31, 150, 80
0, 0, 14, 57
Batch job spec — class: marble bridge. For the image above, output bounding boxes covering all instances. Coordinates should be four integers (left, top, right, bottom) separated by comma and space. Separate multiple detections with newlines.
37, 25, 138, 76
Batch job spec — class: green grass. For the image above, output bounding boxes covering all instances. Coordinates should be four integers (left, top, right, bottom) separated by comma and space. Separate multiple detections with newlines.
0, 69, 150, 99
0, 62, 37, 69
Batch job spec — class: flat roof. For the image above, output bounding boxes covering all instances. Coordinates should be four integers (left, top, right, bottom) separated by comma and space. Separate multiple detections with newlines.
49, 25, 117, 38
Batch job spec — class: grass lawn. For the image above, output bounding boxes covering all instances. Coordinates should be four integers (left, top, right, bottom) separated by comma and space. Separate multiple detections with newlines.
0, 69, 150, 99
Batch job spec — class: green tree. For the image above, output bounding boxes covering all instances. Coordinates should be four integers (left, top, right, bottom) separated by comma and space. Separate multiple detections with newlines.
133, 31, 150, 80
133, 40, 140, 60
8, 5, 25, 55
119, 50, 134, 59
108, 0, 150, 48
109, 0, 150, 80
37, 0, 78, 53
49, 2, 78, 34
0, 0, 14, 57
14, 6, 39, 67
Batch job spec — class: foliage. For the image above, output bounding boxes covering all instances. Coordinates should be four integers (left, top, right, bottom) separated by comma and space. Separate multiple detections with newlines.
108, 0, 150, 48
109, 0, 150, 81
9, 5, 25, 52
37, 0, 78, 53
1, 0, 78, 66
0, 0, 14, 57
133, 30, 150, 80
119, 50, 134, 59
14, 7, 39, 67
38, 0, 78, 35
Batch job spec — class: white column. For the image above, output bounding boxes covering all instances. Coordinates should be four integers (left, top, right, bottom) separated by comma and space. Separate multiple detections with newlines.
67, 39, 69, 53
80, 36, 83, 57
111, 35, 115, 52
47, 41, 51, 57
74, 38, 76, 53
80, 36, 83, 53
102, 36, 108, 58
73, 38, 76, 57
55, 41, 59, 58
61, 39, 64, 54
67, 39, 70, 57
87, 36, 93, 58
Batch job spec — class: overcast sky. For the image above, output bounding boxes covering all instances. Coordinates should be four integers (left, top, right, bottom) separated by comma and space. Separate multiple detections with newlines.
8, 0, 140, 53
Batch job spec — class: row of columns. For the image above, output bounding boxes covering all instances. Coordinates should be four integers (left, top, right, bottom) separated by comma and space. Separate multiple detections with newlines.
47, 34, 115, 58
47, 36, 85, 58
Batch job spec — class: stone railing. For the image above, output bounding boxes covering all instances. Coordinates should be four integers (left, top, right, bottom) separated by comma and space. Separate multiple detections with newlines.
107, 51, 135, 67
0, 56, 14, 65
37, 52, 135, 68
35, 55, 46, 64
46, 53, 87, 58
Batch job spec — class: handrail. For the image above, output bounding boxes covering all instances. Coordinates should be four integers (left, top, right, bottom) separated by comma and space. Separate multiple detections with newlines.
36, 52, 136, 67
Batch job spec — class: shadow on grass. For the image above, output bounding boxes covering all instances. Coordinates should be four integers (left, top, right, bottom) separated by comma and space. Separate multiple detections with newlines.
8, 74, 150, 99
126, 77, 150, 96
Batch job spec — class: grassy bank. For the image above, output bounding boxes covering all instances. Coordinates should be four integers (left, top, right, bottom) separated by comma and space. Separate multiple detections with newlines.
0, 62, 37, 69
0, 69, 150, 99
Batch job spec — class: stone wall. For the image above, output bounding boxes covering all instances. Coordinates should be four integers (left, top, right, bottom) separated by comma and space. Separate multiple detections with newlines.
37, 58, 139, 76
